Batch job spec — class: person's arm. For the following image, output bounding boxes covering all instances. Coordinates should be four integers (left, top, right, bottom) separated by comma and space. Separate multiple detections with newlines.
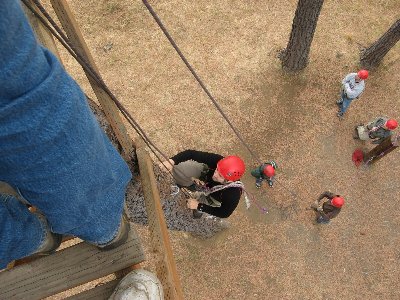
367, 117, 386, 131
341, 73, 353, 85
324, 207, 341, 219
371, 130, 392, 144
170, 150, 223, 167
317, 191, 334, 203
250, 165, 264, 179
197, 188, 241, 218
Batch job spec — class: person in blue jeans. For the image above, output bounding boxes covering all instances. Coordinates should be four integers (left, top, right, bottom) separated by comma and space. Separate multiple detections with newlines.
0, 0, 131, 269
336, 70, 368, 119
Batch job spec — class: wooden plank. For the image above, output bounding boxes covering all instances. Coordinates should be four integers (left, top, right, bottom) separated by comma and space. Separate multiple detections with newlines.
50, 0, 135, 158
364, 133, 400, 165
21, 0, 60, 59
0, 229, 145, 300
0, 182, 19, 197
65, 279, 119, 300
136, 140, 184, 300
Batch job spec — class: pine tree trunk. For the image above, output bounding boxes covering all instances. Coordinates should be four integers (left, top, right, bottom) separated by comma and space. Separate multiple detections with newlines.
280, 0, 324, 71
360, 19, 400, 69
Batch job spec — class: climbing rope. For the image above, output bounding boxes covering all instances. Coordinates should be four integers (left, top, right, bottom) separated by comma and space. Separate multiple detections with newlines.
25, 0, 311, 212
22, 0, 195, 201
141, 0, 309, 204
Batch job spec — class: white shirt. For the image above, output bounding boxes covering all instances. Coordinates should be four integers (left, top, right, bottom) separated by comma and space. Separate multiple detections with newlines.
342, 73, 365, 99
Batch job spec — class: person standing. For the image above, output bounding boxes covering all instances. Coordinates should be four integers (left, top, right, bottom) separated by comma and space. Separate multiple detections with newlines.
354, 117, 398, 144
250, 161, 278, 188
311, 191, 344, 224
337, 70, 369, 119
0, 0, 131, 268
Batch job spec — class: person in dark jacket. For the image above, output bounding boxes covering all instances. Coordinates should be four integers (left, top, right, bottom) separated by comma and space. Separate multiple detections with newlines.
311, 191, 344, 224
161, 150, 246, 218
354, 117, 398, 144
250, 161, 277, 188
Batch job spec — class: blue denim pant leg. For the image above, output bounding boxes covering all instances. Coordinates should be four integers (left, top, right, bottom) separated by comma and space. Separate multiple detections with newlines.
0, 194, 47, 269
316, 216, 330, 224
0, 1, 132, 246
339, 91, 353, 114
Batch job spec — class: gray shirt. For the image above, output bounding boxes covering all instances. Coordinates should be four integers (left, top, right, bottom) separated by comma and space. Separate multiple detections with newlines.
342, 73, 365, 99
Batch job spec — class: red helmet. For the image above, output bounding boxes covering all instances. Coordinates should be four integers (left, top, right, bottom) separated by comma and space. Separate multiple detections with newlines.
331, 196, 344, 208
357, 70, 369, 80
385, 119, 398, 130
217, 156, 245, 181
263, 165, 275, 177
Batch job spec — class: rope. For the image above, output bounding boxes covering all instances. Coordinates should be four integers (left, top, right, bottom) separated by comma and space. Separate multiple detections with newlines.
26, 0, 310, 210
141, 0, 262, 165
22, 0, 193, 200
141, 0, 308, 204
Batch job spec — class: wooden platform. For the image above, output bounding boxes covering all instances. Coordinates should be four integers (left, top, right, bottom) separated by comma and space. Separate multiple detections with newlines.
0, 229, 145, 300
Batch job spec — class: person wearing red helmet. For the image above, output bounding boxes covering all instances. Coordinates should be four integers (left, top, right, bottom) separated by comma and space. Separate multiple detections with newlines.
337, 70, 368, 119
250, 161, 278, 188
311, 191, 344, 224
354, 116, 398, 144
161, 150, 246, 218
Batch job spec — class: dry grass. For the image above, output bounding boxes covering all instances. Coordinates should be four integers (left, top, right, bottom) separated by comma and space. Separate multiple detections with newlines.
52, 0, 400, 299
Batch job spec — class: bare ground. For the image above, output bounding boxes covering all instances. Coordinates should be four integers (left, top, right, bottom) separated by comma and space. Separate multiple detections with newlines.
51, 0, 400, 299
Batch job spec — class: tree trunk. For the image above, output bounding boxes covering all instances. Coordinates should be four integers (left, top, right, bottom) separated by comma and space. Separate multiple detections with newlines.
280, 0, 324, 71
360, 19, 400, 69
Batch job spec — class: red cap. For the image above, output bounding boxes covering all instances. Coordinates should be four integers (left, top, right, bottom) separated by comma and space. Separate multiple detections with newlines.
331, 196, 344, 208
385, 119, 398, 130
263, 165, 275, 177
357, 70, 369, 80
217, 156, 245, 181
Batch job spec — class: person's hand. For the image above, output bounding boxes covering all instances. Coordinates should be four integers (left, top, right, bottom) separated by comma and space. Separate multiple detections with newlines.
317, 207, 323, 212
158, 159, 175, 172
192, 178, 205, 186
186, 198, 199, 209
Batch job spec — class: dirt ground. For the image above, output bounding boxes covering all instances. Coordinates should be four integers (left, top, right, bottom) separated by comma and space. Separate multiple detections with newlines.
51, 0, 399, 299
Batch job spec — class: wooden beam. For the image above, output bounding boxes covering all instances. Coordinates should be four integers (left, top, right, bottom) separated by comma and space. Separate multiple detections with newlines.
21, 0, 60, 59
136, 140, 184, 300
50, 0, 135, 158
65, 279, 119, 300
364, 133, 400, 165
0, 230, 145, 300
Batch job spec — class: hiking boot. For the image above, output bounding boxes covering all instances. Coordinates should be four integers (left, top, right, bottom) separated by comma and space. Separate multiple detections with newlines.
337, 112, 344, 120
255, 178, 263, 189
108, 269, 164, 300
98, 211, 130, 251
34, 212, 62, 255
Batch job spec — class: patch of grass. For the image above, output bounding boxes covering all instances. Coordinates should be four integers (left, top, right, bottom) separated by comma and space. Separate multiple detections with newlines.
345, 34, 354, 44
105, 2, 122, 14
